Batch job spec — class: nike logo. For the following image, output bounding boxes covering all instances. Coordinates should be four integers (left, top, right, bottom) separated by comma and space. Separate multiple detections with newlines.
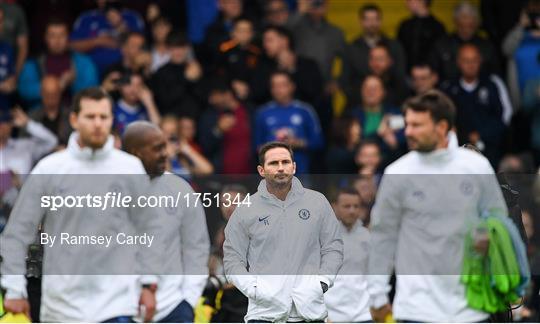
258, 216, 270, 222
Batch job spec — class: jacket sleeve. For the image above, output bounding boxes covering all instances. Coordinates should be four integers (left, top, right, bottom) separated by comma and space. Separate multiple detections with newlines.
476, 159, 509, 218
223, 206, 256, 298
318, 196, 344, 288
180, 184, 211, 307
367, 172, 404, 308
17, 60, 41, 103
27, 120, 58, 161
0, 167, 48, 298
502, 25, 524, 57
72, 54, 99, 93
522, 79, 540, 113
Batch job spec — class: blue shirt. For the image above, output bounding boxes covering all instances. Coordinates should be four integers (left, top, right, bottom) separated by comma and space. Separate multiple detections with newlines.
113, 100, 149, 135
515, 32, 540, 92
70, 9, 145, 75
254, 100, 324, 173
0, 41, 14, 111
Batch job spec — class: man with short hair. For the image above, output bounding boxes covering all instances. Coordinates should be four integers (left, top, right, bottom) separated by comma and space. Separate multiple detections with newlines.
0, 87, 158, 322
368, 90, 509, 322
224, 141, 343, 322
123, 121, 210, 323
410, 63, 439, 95
18, 19, 98, 108
254, 71, 324, 174
325, 187, 371, 322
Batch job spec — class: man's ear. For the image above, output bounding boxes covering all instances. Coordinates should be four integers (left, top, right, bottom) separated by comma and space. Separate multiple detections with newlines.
436, 120, 450, 137
292, 162, 296, 175
69, 112, 78, 130
257, 165, 265, 177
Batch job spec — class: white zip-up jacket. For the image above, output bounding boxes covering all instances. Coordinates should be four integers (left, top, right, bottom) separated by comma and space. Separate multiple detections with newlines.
147, 172, 210, 321
223, 177, 343, 322
324, 221, 371, 322
0, 132, 158, 322
367, 145, 508, 322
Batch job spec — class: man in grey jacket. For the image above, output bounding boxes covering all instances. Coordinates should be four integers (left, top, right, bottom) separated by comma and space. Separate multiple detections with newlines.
223, 141, 343, 323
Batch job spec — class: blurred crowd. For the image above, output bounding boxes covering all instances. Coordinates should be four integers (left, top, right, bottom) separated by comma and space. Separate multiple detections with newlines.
1, 0, 540, 321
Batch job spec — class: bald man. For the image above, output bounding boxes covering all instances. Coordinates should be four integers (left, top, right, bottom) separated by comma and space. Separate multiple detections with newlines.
441, 43, 512, 167
27, 76, 71, 145
122, 121, 210, 322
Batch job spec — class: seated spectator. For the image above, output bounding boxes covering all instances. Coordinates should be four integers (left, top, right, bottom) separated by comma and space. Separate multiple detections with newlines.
113, 72, 160, 135
161, 115, 213, 178
254, 71, 324, 174
397, 0, 446, 71
367, 44, 409, 106
150, 17, 172, 73
102, 32, 150, 84
351, 175, 378, 218
0, 107, 57, 176
341, 3, 406, 106
354, 139, 383, 177
251, 25, 323, 107
18, 19, 98, 109
326, 116, 362, 174
150, 32, 203, 118
70, 0, 145, 76
0, 3, 28, 76
523, 76, 540, 166
442, 44, 512, 167
350, 75, 405, 156
28, 76, 71, 147
503, 0, 540, 108
202, 0, 243, 66
199, 80, 252, 174
429, 1, 500, 82
0, 8, 15, 113
290, 0, 346, 94
263, 0, 300, 28
217, 16, 261, 101
410, 63, 439, 95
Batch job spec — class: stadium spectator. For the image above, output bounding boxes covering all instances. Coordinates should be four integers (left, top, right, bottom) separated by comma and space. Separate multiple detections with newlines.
251, 25, 323, 107
160, 115, 213, 178
523, 76, 540, 166
113, 72, 160, 135
341, 4, 406, 106
325, 187, 371, 322
0, 107, 57, 176
199, 81, 252, 174
69, 0, 145, 75
122, 121, 209, 322
150, 32, 203, 118
18, 19, 98, 109
350, 75, 406, 157
355, 139, 383, 177
202, 0, 243, 65
429, 1, 500, 82
441, 44, 512, 167
367, 44, 409, 106
263, 0, 298, 28
0, 2, 27, 76
102, 32, 150, 81
254, 71, 324, 174
27, 76, 71, 147
503, 0, 540, 108
216, 17, 261, 101
326, 116, 361, 174
397, 0, 446, 71
0, 8, 15, 113
351, 175, 378, 221
208, 184, 249, 323
410, 63, 439, 95
150, 16, 172, 73
290, 0, 346, 92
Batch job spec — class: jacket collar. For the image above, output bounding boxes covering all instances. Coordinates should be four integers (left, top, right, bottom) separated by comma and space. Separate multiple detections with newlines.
416, 131, 458, 163
258, 176, 305, 205
67, 132, 114, 160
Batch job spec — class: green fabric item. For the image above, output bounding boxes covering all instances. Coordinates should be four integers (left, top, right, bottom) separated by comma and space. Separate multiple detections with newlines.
461, 218, 521, 313
0, 292, 3, 316
364, 111, 383, 136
